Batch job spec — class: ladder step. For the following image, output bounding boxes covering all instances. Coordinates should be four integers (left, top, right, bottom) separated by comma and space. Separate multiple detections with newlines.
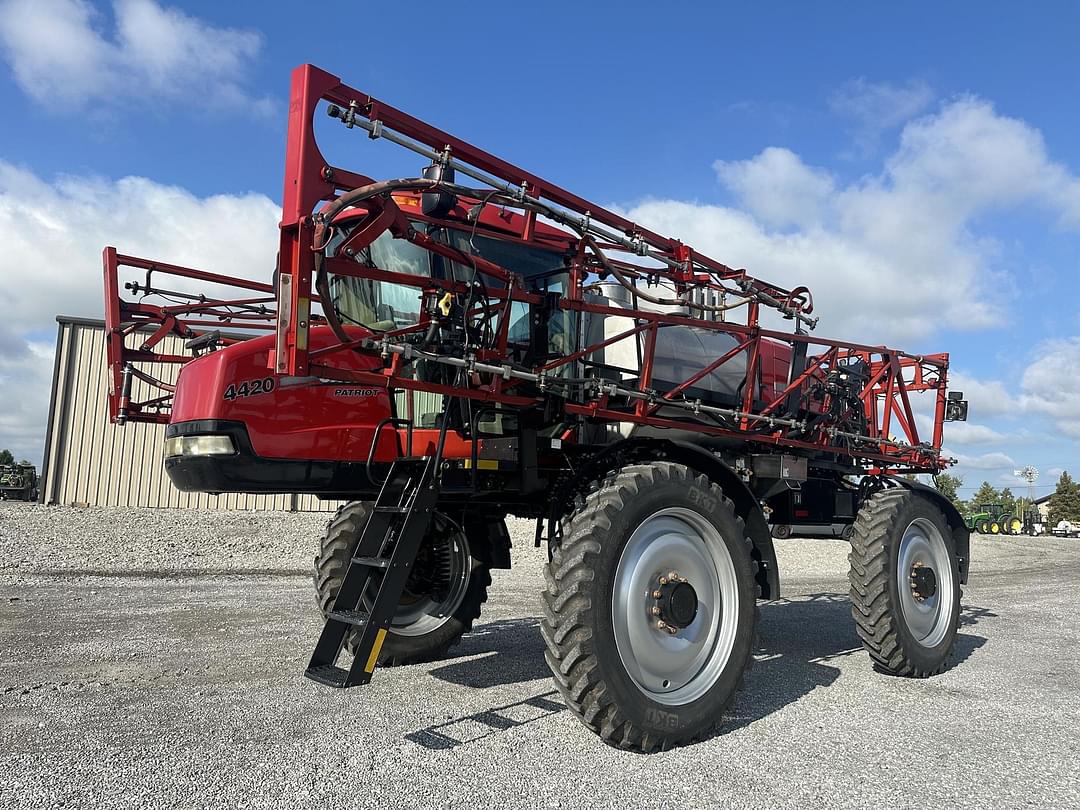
304, 664, 350, 688
352, 555, 390, 569
375, 505, 409, 514
329, 608, 370, 626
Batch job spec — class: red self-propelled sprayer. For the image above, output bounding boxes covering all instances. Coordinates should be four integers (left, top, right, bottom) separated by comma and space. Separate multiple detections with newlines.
103, 64, 970, 750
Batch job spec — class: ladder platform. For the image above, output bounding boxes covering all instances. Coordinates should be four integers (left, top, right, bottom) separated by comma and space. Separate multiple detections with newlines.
329, 608, 370, 626
304, 664, 350, 688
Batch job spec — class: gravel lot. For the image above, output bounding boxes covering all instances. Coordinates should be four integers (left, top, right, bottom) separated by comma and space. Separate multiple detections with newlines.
2, 501, 1079, 809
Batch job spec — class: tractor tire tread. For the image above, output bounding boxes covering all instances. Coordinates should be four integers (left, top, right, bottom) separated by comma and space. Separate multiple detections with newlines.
313, 501, 490, 666
848, 488, 962, 678
541, 461, 758, 752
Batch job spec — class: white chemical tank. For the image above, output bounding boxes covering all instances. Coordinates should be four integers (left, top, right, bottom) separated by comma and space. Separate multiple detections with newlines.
582, 282, 748, 403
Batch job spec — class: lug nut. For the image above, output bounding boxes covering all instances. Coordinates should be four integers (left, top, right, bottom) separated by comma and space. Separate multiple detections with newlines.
651, 606, 661, 616
652, 589, 662, 599
656, 620, 667, 630
658, 576, 668, 585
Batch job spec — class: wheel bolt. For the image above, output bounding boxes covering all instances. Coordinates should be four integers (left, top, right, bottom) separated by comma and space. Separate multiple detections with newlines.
658, 576, 668, 585
652, 589, 662, 599
657, 620, 667, 630
651, 606, 661, 616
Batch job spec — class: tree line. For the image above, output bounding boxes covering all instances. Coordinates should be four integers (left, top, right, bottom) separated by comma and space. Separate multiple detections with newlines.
0, 449, 33, 466
933, 470, 1080, 526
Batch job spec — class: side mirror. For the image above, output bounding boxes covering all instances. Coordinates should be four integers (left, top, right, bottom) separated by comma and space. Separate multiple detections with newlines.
422, 162, 457, 218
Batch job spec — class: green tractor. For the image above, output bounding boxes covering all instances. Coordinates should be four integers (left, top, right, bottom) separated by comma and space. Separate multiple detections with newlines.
0, 462, 39, 502
965, 502, 1023, 535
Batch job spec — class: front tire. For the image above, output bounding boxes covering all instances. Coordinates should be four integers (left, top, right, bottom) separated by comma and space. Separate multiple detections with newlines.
542, 462, 758, 752
314, 501, 491, 666
849, 488, 961, 677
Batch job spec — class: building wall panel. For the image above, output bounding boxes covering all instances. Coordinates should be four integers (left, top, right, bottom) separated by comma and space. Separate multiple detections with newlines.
43, 318, 345, 512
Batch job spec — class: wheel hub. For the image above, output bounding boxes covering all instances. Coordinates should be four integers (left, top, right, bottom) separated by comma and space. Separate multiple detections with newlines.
651, 571, 699, 632
612, 508, 739, 706
896, 518, 955, 646
381, 514, 472, 636
909, 562, 937, 601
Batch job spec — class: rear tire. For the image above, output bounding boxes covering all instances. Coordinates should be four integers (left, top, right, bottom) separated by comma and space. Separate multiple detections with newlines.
849, 488, 961, 677
313, 501, 491, 666
541, 462, 757, 751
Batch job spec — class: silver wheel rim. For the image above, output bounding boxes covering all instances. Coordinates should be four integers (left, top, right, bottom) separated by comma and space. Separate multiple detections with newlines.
372, 515, 472, 637
612, 507, 739, 706
896, 518, 954, 647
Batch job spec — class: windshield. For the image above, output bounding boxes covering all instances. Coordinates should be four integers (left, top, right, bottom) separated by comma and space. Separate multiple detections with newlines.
445, 231, 567, 283
326, 229, 430, 330
326, 221, 573, 347
442, 229, 573, 355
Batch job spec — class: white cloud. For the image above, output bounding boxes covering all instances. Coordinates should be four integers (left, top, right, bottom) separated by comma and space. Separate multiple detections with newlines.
830, 78, 936, 154
0, 160, 280, 463
0, 0, 270, 112
946, 449, 1016, 470
1019, 336, 1080, 438
944, 339, 1080, 442
714, 147, 835, 229
947, 371, 1018, 417
911, 340, 1077, 490
0, 161, 280, 332
943, 422, 1008, 445
623, 96, 1080, 344
0, 326, 54, 463
994, 473, 1027, 490
882, 98, 1080, 225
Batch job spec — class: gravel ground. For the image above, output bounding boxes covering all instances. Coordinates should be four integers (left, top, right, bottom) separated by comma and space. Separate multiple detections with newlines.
2, 501, 1079, 809
0, 504, 327, 574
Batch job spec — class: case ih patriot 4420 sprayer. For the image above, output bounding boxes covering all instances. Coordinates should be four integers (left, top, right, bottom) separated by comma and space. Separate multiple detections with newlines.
104, 65, 971, 750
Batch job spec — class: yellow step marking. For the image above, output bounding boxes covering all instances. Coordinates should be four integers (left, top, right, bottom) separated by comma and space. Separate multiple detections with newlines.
463, 459, 499, 470
365, 628, 388, 673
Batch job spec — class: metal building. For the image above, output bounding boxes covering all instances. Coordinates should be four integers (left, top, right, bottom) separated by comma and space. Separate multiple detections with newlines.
41, 316, 343, 511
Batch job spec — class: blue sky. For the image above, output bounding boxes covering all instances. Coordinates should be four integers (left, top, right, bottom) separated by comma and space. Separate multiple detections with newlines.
0, 0, 1078, 499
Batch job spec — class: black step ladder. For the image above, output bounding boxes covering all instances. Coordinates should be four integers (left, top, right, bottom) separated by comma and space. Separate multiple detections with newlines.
305, 455, 441, 688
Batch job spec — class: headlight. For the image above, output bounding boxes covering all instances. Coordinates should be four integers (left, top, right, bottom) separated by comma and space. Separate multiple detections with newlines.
164, 435, 237, 457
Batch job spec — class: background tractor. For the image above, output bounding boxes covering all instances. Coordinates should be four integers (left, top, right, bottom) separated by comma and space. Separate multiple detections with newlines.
102, 64, 972, 751
0, 462, 39, 502
966, 503, 1022, 535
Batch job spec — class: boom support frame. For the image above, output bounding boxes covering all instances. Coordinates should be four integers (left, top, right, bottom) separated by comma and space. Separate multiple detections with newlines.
103, 63, 958, 474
